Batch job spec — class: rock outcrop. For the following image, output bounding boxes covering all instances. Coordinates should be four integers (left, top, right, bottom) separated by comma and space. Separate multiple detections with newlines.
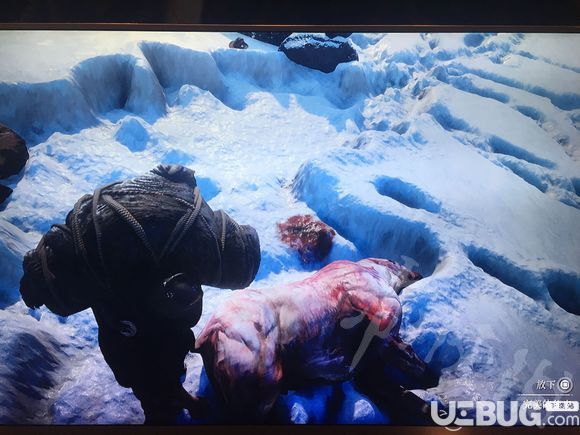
0, 184, 12, 205
279, 34, 358, 73
0, 124, 28, 179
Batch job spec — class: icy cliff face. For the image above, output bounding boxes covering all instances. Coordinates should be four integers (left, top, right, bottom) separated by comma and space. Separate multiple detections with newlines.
0, 31, 578, 424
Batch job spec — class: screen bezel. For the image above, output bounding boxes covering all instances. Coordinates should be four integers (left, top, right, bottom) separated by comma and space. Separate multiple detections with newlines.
0, 7, 578, 435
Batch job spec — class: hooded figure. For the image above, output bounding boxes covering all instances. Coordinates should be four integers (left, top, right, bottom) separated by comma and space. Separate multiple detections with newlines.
19, 165, 261, 424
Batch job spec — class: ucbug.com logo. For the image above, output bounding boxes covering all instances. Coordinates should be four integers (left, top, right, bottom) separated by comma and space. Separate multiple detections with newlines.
431, 401, 543, 427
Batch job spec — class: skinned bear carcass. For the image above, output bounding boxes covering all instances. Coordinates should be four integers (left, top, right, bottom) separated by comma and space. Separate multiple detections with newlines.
196, 258, 435, 422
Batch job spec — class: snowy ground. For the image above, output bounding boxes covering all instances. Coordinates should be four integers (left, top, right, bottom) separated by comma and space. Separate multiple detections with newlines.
0, 31, 578, 425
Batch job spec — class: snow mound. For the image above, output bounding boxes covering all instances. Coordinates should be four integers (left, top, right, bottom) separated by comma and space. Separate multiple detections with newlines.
0, 310, 70, 423
51, 352, 143, 424
449, 55, 580, 110
0, 219, 38, 306
115, 117, 151, 151
141, 42, 226, 102
0, 53, 167, 145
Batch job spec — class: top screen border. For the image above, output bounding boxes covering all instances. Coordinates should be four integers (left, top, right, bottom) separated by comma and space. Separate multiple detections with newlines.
0, 23, 579, 33
0, 0, 579, 27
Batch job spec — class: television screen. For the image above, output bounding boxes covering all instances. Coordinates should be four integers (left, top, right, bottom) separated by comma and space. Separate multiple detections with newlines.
0, 30, 578, 427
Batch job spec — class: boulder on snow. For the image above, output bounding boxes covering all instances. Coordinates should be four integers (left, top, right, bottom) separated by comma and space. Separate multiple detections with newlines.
0, 184, 12, 205
240, 31, 292, 46
277, 214, 336, 263
279, 34, 358, 73
228, 37, 248, 49
0, 124, 29, 179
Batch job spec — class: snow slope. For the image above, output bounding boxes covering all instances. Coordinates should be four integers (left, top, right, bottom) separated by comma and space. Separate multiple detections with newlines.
0, 31, 578, 424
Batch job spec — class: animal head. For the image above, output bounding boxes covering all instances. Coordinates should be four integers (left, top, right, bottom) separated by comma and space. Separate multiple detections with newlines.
362, 258, 423, 294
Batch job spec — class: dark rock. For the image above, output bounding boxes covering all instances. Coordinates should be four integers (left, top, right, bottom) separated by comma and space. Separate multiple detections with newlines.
325, 32, 352, 39
279, 33, 358, 73
229, 37, 249, 49
0, 124, 29, 179
0, 184, 12, 205
277, 215, 336, 263
240, 31, 292, 47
